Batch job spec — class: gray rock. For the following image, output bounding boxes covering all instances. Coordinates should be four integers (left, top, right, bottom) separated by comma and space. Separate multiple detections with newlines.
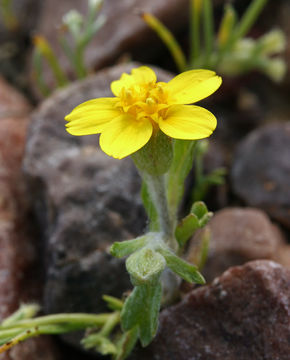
231, 123, 290, 228
131, 260, 290, 360
188, 207, 287, 283
23, 63, 173, 317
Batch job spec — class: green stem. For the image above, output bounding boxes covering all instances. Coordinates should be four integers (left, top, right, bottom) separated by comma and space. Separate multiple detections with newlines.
34, 35, 69, 87
99, 312, 120, 337
142, 13, 187, 72
190, 0, 201, 65
203, 0, 214, 67
0, 313, 110, 330
232, 0, 268, 43
74, 44, 87, 78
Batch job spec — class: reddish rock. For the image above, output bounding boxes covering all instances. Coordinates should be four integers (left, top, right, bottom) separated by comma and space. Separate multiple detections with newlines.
0, 337, 60, 360
132, 260, 290, 360
0, 78, 58, 359
277, 244, 290, 269
188, 207, 287, 282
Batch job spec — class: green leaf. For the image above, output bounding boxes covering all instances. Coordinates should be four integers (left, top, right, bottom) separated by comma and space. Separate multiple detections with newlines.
175, 213, 199, 247
102, 295, 123, 311
141, 181, 159, 231
198, 212, 213, 227
176, 202, 212, 247
217, 4, 237, 49
196, 227, 210, 270
110, 236, 147, 258
121, 280, 162, 347
82, 333, 117, 355
167, 140, 196, 218
115, 326, 139, 360
158, 248, 205, 284
126, 247, 166, 286
1, 304, 40, 326
191, 201, 208, 219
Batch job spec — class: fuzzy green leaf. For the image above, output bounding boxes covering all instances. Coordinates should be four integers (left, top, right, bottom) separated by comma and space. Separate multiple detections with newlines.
126, 248, 166, 286
102, 295, 123, 311
115, 326, 139, 360
158, 248, 205, 284
82, 333, 117, 355
175, 213, 199, 247
191, 201, 208, 219
110, 236, 147, 258
121, 281, 162, 347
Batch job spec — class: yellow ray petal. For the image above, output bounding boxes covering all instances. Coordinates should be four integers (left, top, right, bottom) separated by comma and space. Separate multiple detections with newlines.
166, 69, 222, 104
111, 66, 157, 96
65, 98, 121, 135
159, 104, 217, 140
100, 114, 153, 159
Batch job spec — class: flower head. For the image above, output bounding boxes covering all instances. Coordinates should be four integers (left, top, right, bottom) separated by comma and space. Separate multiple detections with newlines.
65, 66, 222, 159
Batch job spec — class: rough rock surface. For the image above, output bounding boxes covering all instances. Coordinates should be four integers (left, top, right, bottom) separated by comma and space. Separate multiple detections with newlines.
188, 207, 287, 282
0, 78, 58, 359
23, 63, 173, 317
131, 260, 290, 360
231, 123, 290, 228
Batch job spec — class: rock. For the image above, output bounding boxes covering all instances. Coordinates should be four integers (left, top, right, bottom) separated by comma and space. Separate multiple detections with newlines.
0, 79, 58, 359
187, 207, 287, 282
22, 64, 173, 317
0, 76, 31, 118
131, 260, 290, 360
29, 0, 188, 94
231, 123, 290, 229
277, 244, 290, 269
0, 337, 60, 360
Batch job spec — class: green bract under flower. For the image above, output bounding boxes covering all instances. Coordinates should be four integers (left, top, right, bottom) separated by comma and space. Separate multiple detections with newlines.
65, 66, 222, 159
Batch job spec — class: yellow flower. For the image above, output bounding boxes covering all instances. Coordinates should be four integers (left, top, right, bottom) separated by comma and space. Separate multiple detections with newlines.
65, 66, 222, 159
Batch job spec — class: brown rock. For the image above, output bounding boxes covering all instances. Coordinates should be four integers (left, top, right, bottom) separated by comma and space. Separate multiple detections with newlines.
0, 79, 58, 359
188, 207, 287, 283
277, 244, 290, 269
132, 260, 290, 360
0, 337, 60, 360
231, 123, 290, 229
22, 64, 173, 343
